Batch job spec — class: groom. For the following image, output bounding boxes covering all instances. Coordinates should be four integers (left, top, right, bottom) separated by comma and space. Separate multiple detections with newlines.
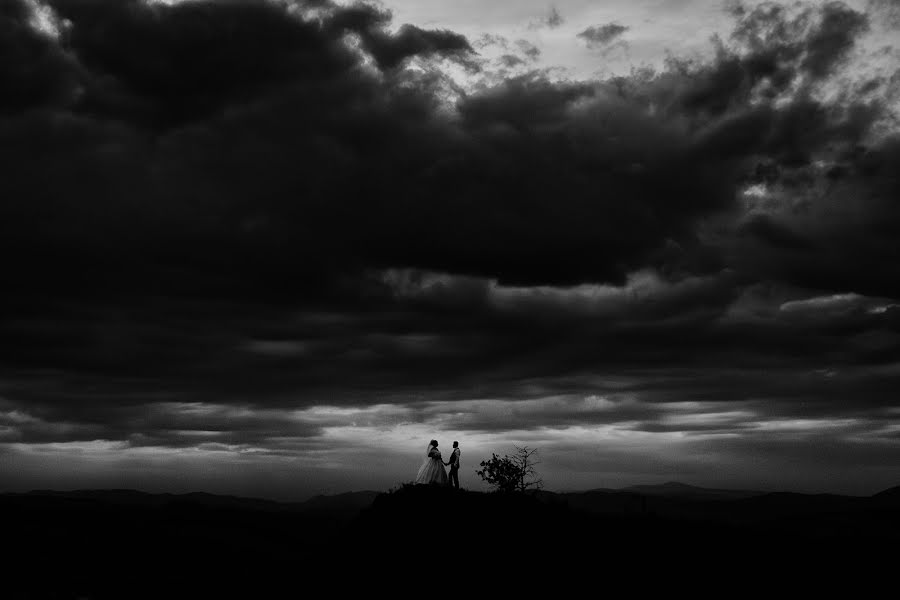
445, 441, 461, 489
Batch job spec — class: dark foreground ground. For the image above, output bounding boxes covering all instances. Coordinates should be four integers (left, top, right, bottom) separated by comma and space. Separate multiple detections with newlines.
3, 482, 898, 598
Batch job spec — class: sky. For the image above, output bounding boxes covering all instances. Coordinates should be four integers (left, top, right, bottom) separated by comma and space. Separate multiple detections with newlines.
1, 0, 899, 501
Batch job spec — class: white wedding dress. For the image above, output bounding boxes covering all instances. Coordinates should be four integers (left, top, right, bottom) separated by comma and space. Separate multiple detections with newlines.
415, 443, 448, 485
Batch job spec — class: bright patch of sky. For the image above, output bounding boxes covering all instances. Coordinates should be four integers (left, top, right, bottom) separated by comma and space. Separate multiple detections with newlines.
382, 0, 898, 91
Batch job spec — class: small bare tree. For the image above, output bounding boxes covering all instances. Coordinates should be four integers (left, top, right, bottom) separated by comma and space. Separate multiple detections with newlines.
476, 446, 543, 493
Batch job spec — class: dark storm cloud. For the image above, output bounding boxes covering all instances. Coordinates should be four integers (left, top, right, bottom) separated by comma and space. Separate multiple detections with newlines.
738, 213, 816, 250
577, 23, 629, 49
0, 1, 76, 112
46, 0, 360, 128
673, 2, 869, 118
1, 0, 745, 297
326, 2, 475, 70
724, 138, 900, 299
0, 0, 898, 469
799, 1, 869, 78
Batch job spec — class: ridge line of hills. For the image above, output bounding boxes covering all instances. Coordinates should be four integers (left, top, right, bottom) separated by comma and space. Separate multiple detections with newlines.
3, 481, 898, 525
5, 480, 898, 508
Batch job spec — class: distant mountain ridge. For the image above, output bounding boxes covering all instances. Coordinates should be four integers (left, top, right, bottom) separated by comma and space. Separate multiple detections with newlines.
6, 481, 898, 518
620, 481, 764, 500
4, 488, 381, 516
872, 484, 900, 502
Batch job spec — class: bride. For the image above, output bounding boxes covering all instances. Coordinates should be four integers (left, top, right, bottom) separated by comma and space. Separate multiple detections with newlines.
415, 439, 448, 485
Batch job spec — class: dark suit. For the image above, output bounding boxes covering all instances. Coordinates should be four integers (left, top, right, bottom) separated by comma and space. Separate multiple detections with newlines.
447, 447, 460, 489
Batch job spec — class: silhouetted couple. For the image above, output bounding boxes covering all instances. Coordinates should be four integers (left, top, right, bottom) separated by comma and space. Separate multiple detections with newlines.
415, 440, 460, 488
